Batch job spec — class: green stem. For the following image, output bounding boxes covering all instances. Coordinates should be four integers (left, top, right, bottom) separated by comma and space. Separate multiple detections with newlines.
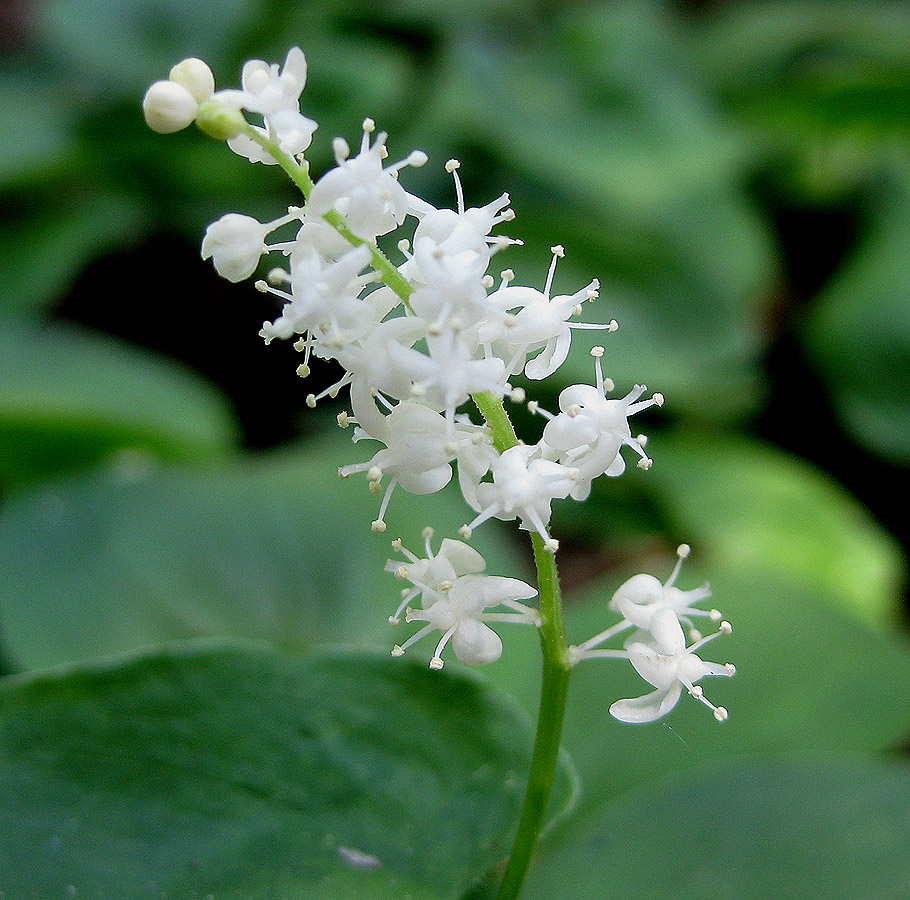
496, 533, 571, 900
473, 391, 572, 900
239, 124, 316, 199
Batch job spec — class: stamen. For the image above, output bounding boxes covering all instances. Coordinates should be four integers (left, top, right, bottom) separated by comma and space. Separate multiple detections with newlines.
543, 245, 564, 298
445, 159, 465, 214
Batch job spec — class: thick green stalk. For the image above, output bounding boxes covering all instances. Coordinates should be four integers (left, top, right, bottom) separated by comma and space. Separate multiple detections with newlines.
473, 392, 572, 900
495, 531, 571, 900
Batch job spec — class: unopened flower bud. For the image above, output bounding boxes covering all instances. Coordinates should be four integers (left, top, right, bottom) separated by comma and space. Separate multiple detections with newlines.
169, 58, 215, 103
142, 80, 198, 133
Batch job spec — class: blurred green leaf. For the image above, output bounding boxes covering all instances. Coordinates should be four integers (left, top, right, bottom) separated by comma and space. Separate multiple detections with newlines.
40, 0, 259, 99
0, 75, 76, 187
693, 1, 910, 198
0, 641, 576, 898
424, 4, 775, 420
648, 429, 905, 627
0, 191, 148, 318
802, 178, 910, 465
0, 434, 522, 670
527, 756, 910, 900
0, 322, 239, 486
485, 565, 910, 817
695, 1, 910, 116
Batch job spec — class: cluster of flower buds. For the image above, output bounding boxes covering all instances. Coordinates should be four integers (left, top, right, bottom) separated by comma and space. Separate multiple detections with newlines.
144, 48, 733, 718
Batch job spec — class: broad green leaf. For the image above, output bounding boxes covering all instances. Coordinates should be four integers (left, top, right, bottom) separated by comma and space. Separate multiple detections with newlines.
0, 642, 576, 899
486, 566, 910, 817
0, 435, 522, 670
802, 179, 910, 465
648, 430, 905, 628
527, 756, 910, 900
0, 323, 239, 486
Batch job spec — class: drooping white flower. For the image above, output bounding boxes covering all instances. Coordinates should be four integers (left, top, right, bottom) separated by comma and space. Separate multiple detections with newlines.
608, 609, 735, 723
258, 243, 373, 344
401, 331, 508, 433
308, 119, 428, 241
460, 444, 576, 551
407, 159, 514, 293
338, 386, 490, 532
216, 46, 317, 164
388, 535, 539, 669
201, 209, 301, 282
384, 529, 487, 623
541, 346, 662, 499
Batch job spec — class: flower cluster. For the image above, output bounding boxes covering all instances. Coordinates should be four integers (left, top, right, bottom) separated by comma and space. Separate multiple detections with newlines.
144, 48, 733, 718
570, 545, 735, 721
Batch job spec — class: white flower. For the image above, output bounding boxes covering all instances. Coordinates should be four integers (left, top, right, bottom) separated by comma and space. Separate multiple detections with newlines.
388, 535, 539, 669
570, 544, 722, 658
308, 118, 427, 241
482, 246, 608, 380
541, 346, 662, 499
384, 530, 487, 623
608, 609, 735, 723
401, 331, 507, 432
319, 315, 427, 403
216, 47, 317, 164
168, 58, 215, 103
338, 389, 489, 532
407, 159, 513, 294
461, 444, 576, 551
258, 244, 373, 344
609, 544, 721, 639
202, 208, 306, 283
202, 214, 271, 282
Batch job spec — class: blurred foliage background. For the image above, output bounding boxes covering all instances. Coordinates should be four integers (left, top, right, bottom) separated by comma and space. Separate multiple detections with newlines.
0, 0, 908, 897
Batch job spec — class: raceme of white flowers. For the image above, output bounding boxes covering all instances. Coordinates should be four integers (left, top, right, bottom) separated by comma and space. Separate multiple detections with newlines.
143, 48, 734, 722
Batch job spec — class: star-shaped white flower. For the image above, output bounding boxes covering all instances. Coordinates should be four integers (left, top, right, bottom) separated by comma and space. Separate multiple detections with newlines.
588, 608, 735, 723
541, 346, 662, 499
308, 118, 427, 241
570, 544, 722, 658
460, 444, 576, 551
216, 46, 317, 164
389, 538, 540, 669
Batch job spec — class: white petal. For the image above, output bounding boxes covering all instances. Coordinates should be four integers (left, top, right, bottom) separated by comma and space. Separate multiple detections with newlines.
452, 619, 502, 666
438, 539, 487, 575
609, 684, 682, 723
